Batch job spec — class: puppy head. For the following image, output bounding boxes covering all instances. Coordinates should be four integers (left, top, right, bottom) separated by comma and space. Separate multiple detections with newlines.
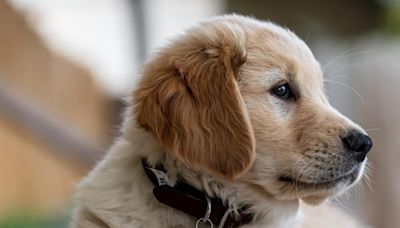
133, 15, 372, 203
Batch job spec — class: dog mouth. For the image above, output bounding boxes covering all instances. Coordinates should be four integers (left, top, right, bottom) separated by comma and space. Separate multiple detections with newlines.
278, 166, 360, 189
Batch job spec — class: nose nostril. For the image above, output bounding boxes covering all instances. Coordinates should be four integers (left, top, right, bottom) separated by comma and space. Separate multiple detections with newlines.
342, 131, 373, 162
342, 133, 358, 151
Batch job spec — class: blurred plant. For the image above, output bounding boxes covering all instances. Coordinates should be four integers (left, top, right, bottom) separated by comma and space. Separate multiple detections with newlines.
383, 0, 400, 36
0, 211, 68, 228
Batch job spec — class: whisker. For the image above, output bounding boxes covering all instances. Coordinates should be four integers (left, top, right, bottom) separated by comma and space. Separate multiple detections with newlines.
326, 74, 349, 80
365, 128, 381, 133
353, 183, 360, 201
324, 79, 366, 106
363, 174, 374, 192
290, 157, 304, 195
322, 44, 370, 72
305, 32, 311, 43
344, 188, 351, 204
363, 162, 374, 192
322, 46, 361, 71
325, 64, 357, 79
332, 191, 354, 213
294, 158, 314, 194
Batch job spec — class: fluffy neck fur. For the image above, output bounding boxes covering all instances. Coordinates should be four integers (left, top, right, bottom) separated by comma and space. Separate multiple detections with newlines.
117, 118, 301, 227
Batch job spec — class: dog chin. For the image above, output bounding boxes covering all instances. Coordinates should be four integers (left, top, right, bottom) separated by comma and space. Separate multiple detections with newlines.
301, 194, 330, 205
276, 164, 365, 205
300, 179, 353, 205
273, 180, 346, 205
275, 179, 349, 206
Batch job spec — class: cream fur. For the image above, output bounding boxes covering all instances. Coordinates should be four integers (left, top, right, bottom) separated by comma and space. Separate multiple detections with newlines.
71, 15, 368, 228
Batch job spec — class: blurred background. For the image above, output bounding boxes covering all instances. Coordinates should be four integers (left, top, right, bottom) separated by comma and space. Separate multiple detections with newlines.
0, 0, 399, 227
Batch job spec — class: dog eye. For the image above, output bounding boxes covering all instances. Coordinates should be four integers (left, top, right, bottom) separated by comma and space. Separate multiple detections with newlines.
271, 83, 293, 100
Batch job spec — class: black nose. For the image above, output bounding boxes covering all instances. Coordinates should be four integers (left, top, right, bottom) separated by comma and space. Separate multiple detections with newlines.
342, 130, 373, 162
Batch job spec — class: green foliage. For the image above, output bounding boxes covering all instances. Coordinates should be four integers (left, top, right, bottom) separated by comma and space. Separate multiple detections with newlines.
0, 212, 68, 228
384, 3, 400, 36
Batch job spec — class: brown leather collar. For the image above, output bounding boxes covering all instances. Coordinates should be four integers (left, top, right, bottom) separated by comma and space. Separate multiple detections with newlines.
141, 159, 253, 227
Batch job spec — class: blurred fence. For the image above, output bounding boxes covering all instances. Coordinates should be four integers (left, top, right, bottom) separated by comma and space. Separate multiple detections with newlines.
0, 0, 119, 218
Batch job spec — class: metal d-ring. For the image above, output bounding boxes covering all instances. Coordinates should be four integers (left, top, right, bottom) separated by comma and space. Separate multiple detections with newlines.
195, 195, 214, 228
218, 208, 234, 228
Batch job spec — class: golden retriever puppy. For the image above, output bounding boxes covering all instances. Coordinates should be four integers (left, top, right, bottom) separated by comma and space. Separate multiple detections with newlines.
71, 15, 372, 228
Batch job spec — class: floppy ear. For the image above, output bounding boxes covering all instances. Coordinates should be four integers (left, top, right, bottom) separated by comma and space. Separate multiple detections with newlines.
133, 25, 255, 179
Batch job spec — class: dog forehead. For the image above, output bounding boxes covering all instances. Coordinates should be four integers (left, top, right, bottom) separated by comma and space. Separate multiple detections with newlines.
243, 34, 322, 88
249, 25, 323, 92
